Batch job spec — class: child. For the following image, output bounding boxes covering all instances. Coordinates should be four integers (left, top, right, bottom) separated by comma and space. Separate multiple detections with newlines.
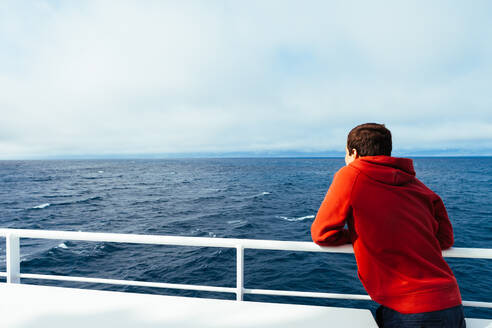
311, 123, 465, 328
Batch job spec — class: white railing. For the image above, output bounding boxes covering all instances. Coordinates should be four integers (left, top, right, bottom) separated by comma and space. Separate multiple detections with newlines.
0, 228, 491, 309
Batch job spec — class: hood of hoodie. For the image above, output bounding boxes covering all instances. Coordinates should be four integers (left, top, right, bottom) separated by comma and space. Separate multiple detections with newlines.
349, 156, 415, 186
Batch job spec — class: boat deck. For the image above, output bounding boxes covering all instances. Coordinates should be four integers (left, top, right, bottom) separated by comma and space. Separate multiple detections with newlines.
0, 283, 380, 327
0, 283, 490, 328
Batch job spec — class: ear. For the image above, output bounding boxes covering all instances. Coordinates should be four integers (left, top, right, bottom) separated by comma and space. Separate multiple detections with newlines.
351, 148, 359, 159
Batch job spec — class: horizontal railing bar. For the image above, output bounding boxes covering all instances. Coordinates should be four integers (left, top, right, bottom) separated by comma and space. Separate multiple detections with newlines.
0, 228, 352, 253
244, 288, 492, 308
244, 288, 371, 301
19, 273, 237, 294
441, 247, 492, 259
462, 301, 492, 309
2, 229, 491, 310
1, 229, 491, 259
16, 273, 492, 308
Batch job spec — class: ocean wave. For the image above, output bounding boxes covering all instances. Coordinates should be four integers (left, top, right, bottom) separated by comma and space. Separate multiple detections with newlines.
277, 214, 315, 222
32, 203, 51, 209
227, 219, 244, 224
196, 195, 226, 202
131, 198, 169, 206
28, 196, 102, 210
226, 219, 253, 229
32, 177, 53, 182
189, 228, 217, 238
44, 194, 76, 199
227, 191, 271, 202
202, 188, 222, 193
57, 196, 103, 206
20, 241, 119, 268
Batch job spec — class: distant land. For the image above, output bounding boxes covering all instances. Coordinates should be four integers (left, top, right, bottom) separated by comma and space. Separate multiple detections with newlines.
4, 148, 492, 160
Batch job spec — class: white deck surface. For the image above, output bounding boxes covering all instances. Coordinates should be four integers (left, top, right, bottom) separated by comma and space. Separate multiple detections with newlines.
0, 283, 379, 328
0, 284, 490, 328
469, 320, 492, 328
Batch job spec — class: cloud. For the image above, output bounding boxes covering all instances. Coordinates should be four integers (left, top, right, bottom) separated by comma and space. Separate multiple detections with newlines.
1, 0, 491, 158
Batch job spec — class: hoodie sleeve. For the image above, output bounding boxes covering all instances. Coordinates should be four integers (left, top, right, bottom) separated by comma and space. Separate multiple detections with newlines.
433, 196, 454, 250
311, 166, 357, 246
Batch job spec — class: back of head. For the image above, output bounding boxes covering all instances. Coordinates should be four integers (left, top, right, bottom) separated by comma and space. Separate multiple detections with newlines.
347, 123, 392, 156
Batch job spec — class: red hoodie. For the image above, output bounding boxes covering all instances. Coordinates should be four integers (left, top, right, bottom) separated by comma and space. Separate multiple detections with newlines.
311, 156, 462, 313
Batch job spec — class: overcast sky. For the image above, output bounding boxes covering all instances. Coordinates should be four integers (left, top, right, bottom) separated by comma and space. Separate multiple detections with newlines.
1, 1, 491, 159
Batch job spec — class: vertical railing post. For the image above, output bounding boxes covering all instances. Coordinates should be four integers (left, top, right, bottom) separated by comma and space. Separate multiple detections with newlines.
6, 234, 20, 284
236, 245, 244, 301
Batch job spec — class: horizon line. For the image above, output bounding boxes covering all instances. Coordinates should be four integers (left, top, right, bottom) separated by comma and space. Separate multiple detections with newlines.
2, 153, 492, 161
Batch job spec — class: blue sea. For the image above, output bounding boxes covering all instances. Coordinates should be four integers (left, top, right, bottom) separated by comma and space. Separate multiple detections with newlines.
0, 158, 491, 318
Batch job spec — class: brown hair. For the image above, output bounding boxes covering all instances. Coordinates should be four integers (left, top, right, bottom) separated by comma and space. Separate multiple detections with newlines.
347, 123, 392, 156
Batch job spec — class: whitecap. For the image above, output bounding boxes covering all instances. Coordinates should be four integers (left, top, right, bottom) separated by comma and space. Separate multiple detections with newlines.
205, 188, 221, 192
226, 219, 249, 227
98, 170, 104, 173
32, 203, 50, 209
190, 228, 216, 238
251, 191, 271, 198
278, 215, 315, 222
58, 243, 68, 249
